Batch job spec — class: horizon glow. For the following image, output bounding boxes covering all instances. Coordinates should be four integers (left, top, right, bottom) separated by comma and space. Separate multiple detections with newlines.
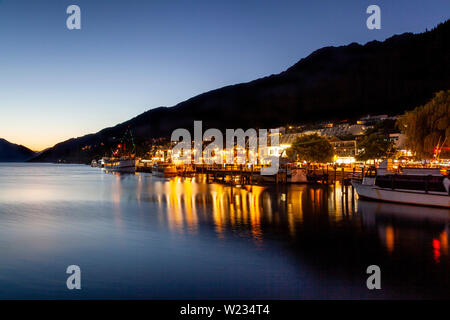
0, 0, 449, 151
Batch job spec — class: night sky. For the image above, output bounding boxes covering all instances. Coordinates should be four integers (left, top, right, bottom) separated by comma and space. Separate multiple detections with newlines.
0, 0, 449, 150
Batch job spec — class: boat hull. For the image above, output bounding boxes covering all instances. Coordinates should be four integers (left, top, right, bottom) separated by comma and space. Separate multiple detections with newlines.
352, 181, 450, 208
103, 158, 136, 173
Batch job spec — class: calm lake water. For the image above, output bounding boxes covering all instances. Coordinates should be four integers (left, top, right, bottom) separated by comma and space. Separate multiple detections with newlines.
0, 163, 448, 299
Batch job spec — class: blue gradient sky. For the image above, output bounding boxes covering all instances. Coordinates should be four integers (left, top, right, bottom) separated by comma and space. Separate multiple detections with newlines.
0, 0, 449, 150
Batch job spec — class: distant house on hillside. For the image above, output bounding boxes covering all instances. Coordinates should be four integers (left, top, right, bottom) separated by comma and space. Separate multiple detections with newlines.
357, 114, 389, 125
388, 133, 407, 149
321, 124, 368, 137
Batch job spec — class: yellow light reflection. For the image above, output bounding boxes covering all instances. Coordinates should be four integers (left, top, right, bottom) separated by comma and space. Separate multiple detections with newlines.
440, 231, 448, 255
147, 178, 338, 242
385, 225, 395, 253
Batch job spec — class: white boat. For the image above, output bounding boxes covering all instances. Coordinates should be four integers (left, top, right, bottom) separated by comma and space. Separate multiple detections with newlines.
260, 168, 308, 183
91, 160, 98, 167
358, 199, 450, 225
103, 157, 136, 173
102, 128, 137, 173
352, 161, 450, 208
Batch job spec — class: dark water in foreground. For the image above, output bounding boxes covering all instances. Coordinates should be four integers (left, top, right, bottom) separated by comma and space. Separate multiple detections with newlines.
0, 163, 448, 299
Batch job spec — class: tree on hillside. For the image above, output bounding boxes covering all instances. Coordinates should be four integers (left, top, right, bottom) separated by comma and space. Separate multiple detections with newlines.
287, 134, 334, 163
396, 90, 450, 159
356, 133, 395, 161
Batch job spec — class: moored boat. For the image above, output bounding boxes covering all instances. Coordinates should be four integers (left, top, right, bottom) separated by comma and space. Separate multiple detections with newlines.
103, 157, 136, 173
102, 127, 137, 174
352, 161, 450, 208
152, 162, 177, 177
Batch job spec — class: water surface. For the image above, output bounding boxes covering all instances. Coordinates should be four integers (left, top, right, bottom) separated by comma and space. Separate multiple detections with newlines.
0, 163, 448, 299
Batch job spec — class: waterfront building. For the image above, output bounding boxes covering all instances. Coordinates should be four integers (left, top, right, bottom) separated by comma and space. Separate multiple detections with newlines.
329, 137, 357, 164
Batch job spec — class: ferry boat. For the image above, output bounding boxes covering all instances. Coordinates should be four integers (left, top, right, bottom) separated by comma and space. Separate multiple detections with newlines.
102, 127, 137, 173
103, 157, 136, 173
352, 160, 450, 208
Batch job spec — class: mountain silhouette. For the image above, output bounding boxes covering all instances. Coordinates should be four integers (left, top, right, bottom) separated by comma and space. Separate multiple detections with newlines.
32, 20, 449, 163
0, 139, 36, 162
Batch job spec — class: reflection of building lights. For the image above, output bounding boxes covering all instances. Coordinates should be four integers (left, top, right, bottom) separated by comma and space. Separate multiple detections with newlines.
440, 231, 448, 255
385, 226, 394, 253
433, 239, 441, 263
148, 179, 324, 241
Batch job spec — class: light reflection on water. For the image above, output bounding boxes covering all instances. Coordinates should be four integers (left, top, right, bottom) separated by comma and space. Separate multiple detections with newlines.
0, 163, 448, 299
134, 176, 361, 241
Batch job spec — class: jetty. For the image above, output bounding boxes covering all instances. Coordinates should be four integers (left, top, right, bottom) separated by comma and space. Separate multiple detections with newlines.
135, 160, 366, 186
